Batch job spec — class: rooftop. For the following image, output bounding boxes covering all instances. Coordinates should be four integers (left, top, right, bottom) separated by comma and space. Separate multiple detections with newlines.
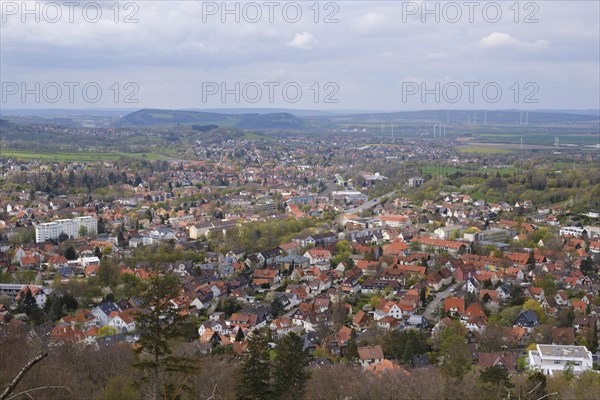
536, 344, 592, 360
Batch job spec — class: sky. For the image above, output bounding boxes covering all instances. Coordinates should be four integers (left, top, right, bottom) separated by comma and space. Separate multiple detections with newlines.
1, 0, 599, 111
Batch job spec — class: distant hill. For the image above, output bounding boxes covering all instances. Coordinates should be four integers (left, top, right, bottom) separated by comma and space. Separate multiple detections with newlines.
112, 109, 304, 129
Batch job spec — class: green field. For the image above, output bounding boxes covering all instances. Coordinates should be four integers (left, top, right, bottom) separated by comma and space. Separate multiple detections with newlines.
421, 164, 517, 175
457, 147, 513, 154
0, 150, 170, 162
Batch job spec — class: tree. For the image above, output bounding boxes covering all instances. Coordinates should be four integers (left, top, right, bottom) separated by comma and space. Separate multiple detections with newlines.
17, 289, 43, 323
79, 225, 88, 238
479, 365, 512, 387
520, 371, 547, 400
58, 232, 69, 243
527, 251, 536, 271
235, 327, 244, 342
236, 329, 272, 400
435, 320, 471, 378
97, 258, 119, 287
272, 332, 310, 400
270, 296, 284, 318
345, 329, 359, 362
98, 326, 118, 337
580, 256, 595, 275
133, 269, 194, 400
104, 375, 139, 400
523, 299, 545, 324
48, 295, 65, 320
64, 246, 77, 260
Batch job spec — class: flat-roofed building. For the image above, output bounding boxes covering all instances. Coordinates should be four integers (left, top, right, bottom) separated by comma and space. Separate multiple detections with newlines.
528, 344, 594, 376
35, 216, 98, 243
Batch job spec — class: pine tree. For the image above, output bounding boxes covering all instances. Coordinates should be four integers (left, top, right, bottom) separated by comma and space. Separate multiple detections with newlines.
17, 289, 38, 315
271, 332, 310, 400
133, 267, 195, 400
527, 251, 536, 271
235, 329, 272, 400
346, 328, 359, 362
235, 327, 244, 342
17, 289, 44, 324
64, 246, 77, 260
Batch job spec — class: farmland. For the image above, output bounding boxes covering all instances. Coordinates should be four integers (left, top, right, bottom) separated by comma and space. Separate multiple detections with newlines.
0, 149, 170, 162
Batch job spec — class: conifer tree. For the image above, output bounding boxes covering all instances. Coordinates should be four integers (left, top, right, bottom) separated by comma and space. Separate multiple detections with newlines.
272, 332, 310, 400
133, 267, 195, 400
235, 329, 272, 400
346, 328, 359, 362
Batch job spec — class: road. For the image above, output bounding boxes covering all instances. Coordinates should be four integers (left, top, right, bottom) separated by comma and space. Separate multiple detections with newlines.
343, 190, 397, 215
422, 281, 463, 322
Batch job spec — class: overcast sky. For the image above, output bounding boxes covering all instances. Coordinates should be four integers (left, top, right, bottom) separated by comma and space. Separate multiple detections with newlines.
1, 0, 599, 110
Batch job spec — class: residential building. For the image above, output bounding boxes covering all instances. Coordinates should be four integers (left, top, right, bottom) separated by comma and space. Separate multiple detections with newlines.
528, 344, 594, 376
35, 216, 98, 243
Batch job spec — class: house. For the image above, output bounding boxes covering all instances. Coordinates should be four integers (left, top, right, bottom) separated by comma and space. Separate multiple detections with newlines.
525, 287, 545, 302
406, 314, 428, 328
496, 285, 512, 301
465, 277, 481, 295
13, 285, 50, 308
274, 254, 310, 272
555, 291, 570, 306
551, 327, 576, 345
91, 302, 122, 326
303, 249, 332, 265
573, 316, 598, 332
427, 271, 444, 292
478, 351, 517, 373
352, 310, 369, 328
513, 310, 539, 331
108, 311, 136, 333
479, 289, 499, 304
462, 302, 487, 331
373, 300, 403, 321
366, 359, 411, 376
444, 297, 465, 317
528, 344, 593, 376
252, 268, 281, 287
505, 267, 524, 281
358, 345, 385, 368
257, 248, 282, 265
270, 316, 301, 338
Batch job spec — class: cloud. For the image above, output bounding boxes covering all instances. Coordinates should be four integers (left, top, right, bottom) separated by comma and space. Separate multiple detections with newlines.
358, 12, 388, 28
426, 52, 449, 59
479, 32, 549, 50
287, 32, 317, 50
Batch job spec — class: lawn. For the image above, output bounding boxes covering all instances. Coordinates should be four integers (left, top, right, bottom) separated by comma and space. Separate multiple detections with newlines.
0, 150, 170, 162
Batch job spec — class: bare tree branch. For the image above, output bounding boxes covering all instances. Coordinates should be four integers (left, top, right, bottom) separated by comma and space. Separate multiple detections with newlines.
203, 383, 218, 400
6, 386, 72, 400
0, 352, 48, 400
536, 393, 558, 400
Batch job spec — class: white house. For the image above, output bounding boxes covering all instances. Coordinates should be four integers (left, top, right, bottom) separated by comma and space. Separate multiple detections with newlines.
373, 301, 403, 321
358, 345, 385, 368
1, 284, 51, 308
559, 227, 585, 237
108, 312, 136, 333
91, 302, 122, 326
528, 344, 594, 376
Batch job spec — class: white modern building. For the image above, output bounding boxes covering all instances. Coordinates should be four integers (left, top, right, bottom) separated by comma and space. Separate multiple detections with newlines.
559, 226, 585, 238
331, 190, 368, 203
528, 344, 594, 376
35, 216, 98, 243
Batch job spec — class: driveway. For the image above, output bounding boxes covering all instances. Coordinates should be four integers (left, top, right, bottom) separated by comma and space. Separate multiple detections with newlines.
422, 281, 463, 322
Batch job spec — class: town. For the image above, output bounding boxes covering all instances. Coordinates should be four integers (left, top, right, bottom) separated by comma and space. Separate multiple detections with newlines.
0, 117, 599, 400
